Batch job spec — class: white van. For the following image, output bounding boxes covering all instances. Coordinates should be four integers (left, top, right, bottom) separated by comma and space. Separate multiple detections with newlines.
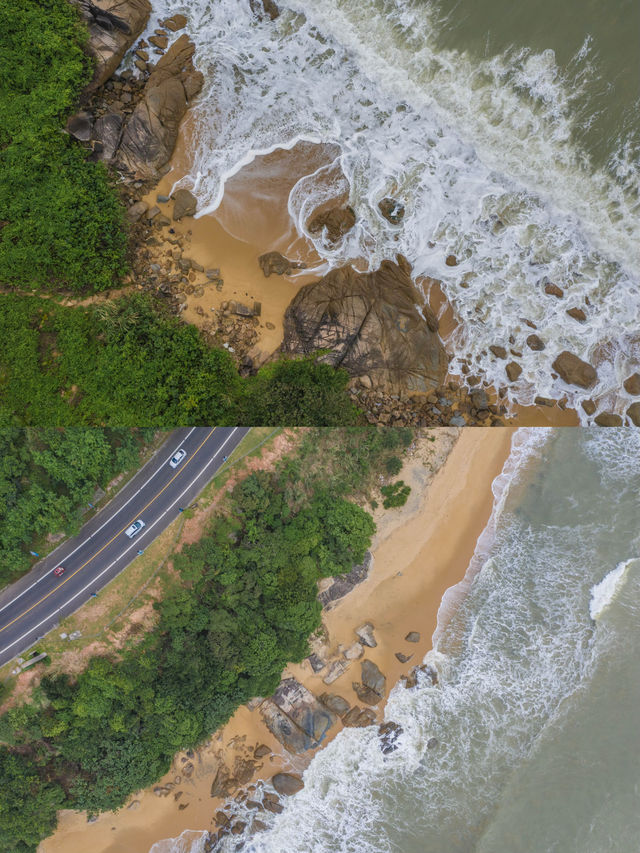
125, 519, 145, 538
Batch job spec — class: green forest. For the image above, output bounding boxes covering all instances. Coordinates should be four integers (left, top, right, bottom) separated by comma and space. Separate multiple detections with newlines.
0, 428, 412, 852
0, 428, 154, 588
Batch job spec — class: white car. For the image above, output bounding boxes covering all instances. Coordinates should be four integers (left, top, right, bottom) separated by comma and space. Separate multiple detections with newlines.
125, 519, 145, 538
169, 449, 187, 468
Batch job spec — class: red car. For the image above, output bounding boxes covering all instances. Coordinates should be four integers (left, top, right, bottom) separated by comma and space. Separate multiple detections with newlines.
53, 566, 65, 577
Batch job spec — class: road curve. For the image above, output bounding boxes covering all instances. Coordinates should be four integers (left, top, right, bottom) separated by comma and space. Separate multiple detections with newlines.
0, 426, 249, 668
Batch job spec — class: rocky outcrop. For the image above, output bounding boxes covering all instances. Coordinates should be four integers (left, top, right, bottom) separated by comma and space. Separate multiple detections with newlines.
115, 34, 204, 179
318, 551, 372, 608
307, 206, 356, 244
352, 659, 386, 705
260, 678, 336, 753
552, 351, 598, 389
281, 257, 448, 395
74, 0, 151, 90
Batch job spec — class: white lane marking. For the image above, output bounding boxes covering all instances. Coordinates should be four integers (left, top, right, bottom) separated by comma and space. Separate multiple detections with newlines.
0, 429, 197, 617
0, 429, 239, 660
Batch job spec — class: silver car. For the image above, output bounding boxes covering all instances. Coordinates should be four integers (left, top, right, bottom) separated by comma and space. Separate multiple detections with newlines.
169, 448, 187, 468
125, 519, 145, 538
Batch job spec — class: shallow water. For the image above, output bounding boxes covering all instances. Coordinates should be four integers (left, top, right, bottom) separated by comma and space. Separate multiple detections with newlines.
138, 0, 639, 421
152, 428, 640, 853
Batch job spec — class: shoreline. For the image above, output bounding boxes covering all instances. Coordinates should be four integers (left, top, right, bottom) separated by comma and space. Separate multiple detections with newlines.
40, 427, 515, 853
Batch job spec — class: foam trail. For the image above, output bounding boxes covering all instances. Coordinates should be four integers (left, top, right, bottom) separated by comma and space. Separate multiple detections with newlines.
589, 558, 634, 621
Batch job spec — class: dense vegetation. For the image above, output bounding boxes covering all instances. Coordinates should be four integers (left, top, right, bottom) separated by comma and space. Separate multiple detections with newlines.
0, 294, 359, 426
0, 428, 154, 588
0, 428, 412, 851
0, 0, 127, 292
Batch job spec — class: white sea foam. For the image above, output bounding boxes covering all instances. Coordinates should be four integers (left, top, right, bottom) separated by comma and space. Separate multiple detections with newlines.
138, 0, 640, 421
589, 559, 634, 621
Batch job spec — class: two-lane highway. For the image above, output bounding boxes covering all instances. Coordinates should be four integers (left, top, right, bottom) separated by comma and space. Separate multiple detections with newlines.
0, 426, 248, 667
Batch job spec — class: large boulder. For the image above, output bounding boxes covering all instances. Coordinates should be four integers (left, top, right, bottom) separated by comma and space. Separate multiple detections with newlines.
258, 251, 306, 277
74, 0, 151, 90
352, 659, 386, 705
281, 257, 448, 395
260, 678, 336, 753
115, 34, 204, 179
552, 351, 598, 389
271, 773, 304, 797
92, 113, 123, 162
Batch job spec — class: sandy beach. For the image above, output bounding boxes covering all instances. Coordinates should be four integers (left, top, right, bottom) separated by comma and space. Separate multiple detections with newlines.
40, 427, 514, 853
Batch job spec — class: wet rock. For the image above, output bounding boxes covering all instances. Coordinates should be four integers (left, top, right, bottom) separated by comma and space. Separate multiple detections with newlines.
623, 373, 640, 396
445, 255, 458, 266
262, 798, 284, 814
319, 552, 372, 608
378, 197, 405, 224
342, 706, 376, 727
173, 188, 197, 220
427, 737, 438, 749
261, 678, 336, 752
149, 33, 168, 49
581, 399, 597, 416
250, 0, 280, 19
272, 773, 304, 796
319, 693, 351, 717
307, 205, 356, 244
282, 258, 448, 395
404, 631, 420, 643
258, 251, 306, 277
594, 413, 623, 427
566, 307, 586, 322
78, 0, 152, 90
552, 351, 598, 389
627, 402, 640, 426
544, 281, 564, 298
505, 362, 522, 382
352, 659, 386, 705
163, 13, 187, 31
395, 652, 413, 663
489, 345, 507, 359
403, 663, 438, 690
534, 396, 555, 407
355, 622, 377, 648
469, 389, 488, 411
526, 334, 545, 351
116, 34, 204, 179
378, 721, 403, 755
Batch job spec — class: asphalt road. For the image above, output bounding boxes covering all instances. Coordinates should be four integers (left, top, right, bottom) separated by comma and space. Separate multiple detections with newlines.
0, 426, 248, 668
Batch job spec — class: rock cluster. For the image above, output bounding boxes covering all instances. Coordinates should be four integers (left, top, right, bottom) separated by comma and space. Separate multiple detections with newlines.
281, 257, 448, 396
260, 678, 337, 752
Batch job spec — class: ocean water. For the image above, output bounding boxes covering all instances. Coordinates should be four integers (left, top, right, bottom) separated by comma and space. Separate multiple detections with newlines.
137, 0, 639, 421
152, 427, 640, 853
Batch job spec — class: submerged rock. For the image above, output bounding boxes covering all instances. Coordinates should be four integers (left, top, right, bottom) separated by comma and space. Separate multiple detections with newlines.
116, 34, 204, 179
378, 197, 405, 224
249, 0, 280, 20
307, 205, 356, 244
281, 257, 448, 395
378, 721, 403, 754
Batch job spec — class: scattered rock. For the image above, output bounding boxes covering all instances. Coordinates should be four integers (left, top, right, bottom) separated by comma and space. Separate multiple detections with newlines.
126, 200, 148, 222
552, 351, 597, 389
489, 345, 507, 359
378, 197, 405, 225
173, 188, 198, 220
526, 334, 545, 351
253, 744, 271, 759
210, 764, 233, 799
544, 281, 564, 298
149, 34, 168, 49
319, 693, 351, 717
281, 258, 448, 395
258, 251, 306, 277
342, 706, 376, 727
128, 799, 141, 810
566, 307, 586, 322
66, 111, 93, 141
445, 255, 458, 267
627, 402, 640, 426
323, 660, 347, 685
623, 373, 640, 396
343, 642, 364, 660
469, 389, 488, 410
427, 737, 438, 749
404, 631, 420, 643
352, 659, 386, 705
250, 0, 280, 19
534, 396, 555, 407
307, 653, 326, 673
581, 399, 597, 416
355, 622, 377, 648
505, 362, 522, 382
403, 663, 438, 690
594, 413, 623, 427
262, 798, 283, 814
307, 205, 356, 244
163, 13, 188, 31
271, 773, 304, 796
395, 652, 413, 663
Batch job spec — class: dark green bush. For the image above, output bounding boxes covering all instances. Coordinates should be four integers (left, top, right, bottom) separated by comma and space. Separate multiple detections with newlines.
380, 480, 411, 509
